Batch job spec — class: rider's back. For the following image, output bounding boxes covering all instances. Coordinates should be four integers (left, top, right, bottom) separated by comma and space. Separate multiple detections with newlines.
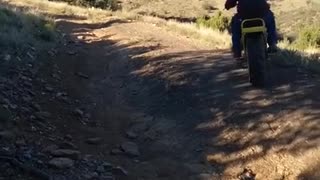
238, 0, 270, 18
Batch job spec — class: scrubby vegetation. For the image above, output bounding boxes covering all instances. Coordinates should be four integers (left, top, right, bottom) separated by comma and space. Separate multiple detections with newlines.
196, 12, 230, 32
0, 7, 56, 56
295, 25, 320, 49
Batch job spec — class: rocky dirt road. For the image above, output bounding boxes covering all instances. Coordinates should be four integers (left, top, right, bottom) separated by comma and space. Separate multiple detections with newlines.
1, 10, 320, 180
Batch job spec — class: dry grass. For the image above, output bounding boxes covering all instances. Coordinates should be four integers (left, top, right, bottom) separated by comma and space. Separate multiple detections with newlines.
274, 39, 320, 73
142, 16, 231, 49
121, 0, 218, 19
120, 0, 319, 37
0, 6, 57, 59
113, 10, 142, 21
165, 21, 231, 49
1, 0, 112, 22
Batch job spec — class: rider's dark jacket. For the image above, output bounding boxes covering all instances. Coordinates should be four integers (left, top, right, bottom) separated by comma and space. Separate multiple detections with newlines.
225, 0, 270, 18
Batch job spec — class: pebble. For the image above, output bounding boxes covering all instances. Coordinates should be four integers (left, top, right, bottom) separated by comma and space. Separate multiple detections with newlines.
35, 111, 52, 121
120, 142, 140, 157
83, 154, 94, 161
48, 157, 74, 169
100, 175, 114, 180
83, 172, 99, 179
110, 148, 123, 155
64, 134, 73, 141
85, 137, 102, 145
96, 165, 105, 173
4, 54, 11, 61
60, 142, 77, 149
102, 162, 113, 170
74, 109, 84, 117
15, 139, 26, 146
45, 86, 54, 92
51, 149, 81, 160
126, 131, 138, 139
238, 168, 256, 180
43, 144, 59, 153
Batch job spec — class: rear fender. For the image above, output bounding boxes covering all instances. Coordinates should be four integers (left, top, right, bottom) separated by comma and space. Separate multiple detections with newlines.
241, 18, 267, 47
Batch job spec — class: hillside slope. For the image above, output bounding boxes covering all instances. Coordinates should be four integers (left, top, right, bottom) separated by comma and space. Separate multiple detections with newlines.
120, 0, 320, 36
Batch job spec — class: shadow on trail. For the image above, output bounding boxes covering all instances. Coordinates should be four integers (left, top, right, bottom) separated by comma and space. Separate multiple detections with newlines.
52, 16, 320, 179
123, 44, 320, 177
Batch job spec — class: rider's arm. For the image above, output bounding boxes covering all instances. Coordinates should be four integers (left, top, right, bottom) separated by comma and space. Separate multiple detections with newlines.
225, 0, 237, 10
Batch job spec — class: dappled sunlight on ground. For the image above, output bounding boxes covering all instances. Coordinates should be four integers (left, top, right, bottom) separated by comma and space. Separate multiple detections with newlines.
126, 44, 320, 179
50, 15, 320, 179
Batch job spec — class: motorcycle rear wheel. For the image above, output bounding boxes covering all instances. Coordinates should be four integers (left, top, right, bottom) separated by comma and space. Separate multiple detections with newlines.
245, 34, 268, 87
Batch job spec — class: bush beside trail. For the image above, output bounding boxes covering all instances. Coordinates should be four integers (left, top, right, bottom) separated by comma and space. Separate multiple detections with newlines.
295, 25, 320, 49
196, 12, 230, 32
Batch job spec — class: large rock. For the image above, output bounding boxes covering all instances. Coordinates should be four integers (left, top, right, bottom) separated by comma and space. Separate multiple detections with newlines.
48, 158, 74, 169
51, 149, 81, 160
120, 142, 140, 157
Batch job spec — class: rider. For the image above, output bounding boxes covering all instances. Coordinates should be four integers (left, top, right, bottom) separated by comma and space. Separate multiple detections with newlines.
225, 0, 278, 60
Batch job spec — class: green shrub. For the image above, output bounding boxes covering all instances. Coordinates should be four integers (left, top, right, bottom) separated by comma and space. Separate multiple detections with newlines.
196, 11, 230, 32
36, 21, 56, 41
295, 25, 320, 49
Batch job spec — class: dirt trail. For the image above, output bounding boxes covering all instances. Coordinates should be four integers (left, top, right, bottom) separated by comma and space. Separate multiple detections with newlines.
29, 16, 320, 180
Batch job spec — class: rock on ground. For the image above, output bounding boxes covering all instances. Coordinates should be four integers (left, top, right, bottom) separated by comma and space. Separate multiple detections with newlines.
85, 137, 102, 145
120, 142, 140, 157
51, 149, 81, 160
48, 157, 74, 169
